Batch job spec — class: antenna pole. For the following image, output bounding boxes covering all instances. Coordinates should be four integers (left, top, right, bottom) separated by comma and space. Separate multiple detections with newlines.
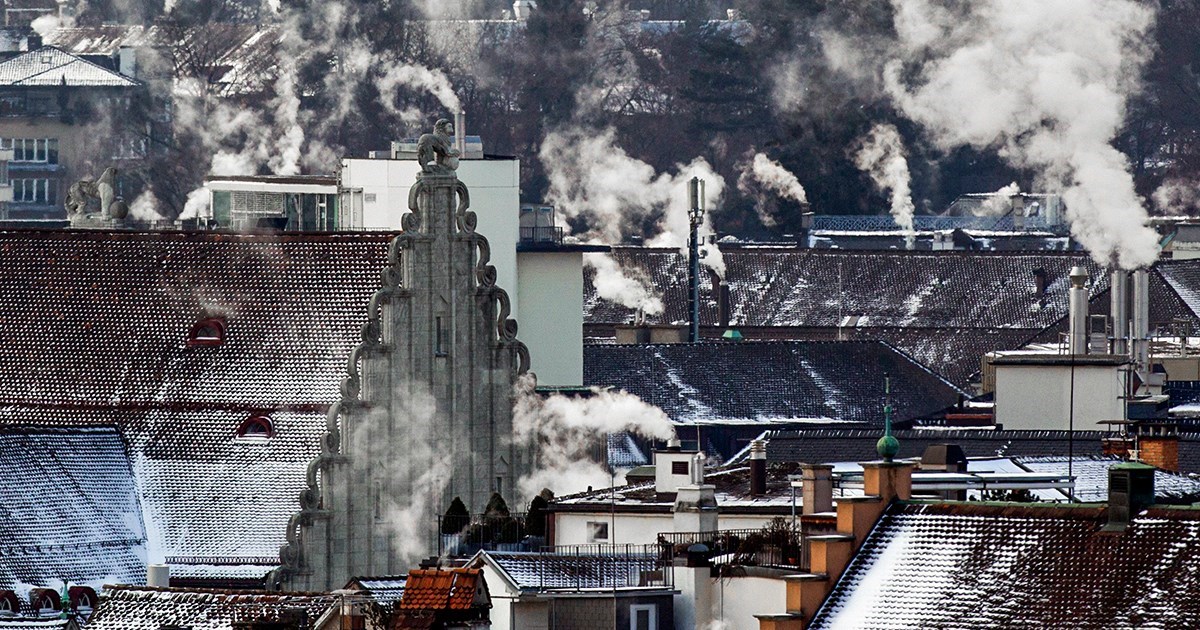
688, 177, 704, 344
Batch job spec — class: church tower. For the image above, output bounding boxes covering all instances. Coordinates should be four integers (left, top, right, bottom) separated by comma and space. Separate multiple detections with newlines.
274, 165, 532, 591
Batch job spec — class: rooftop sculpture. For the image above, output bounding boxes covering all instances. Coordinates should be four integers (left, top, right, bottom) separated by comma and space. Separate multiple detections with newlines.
416, 118, 460, 175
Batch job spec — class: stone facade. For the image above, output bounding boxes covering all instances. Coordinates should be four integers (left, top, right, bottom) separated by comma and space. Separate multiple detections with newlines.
274, 171, 532, 591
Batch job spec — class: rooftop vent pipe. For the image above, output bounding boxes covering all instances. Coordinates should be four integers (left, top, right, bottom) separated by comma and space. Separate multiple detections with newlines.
454, 111, 466, 158
749, 439, 766, 496
1068, 266, 1089, 355
147, 564, 170, 587
1111, 270, 1130, 355
1104, 462, 1155, 532
1132, 268, 1150, 372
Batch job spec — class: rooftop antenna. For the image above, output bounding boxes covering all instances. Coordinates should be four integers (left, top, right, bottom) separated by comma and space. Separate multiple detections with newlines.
877, 373, 899, 462
688, 177, 705, 344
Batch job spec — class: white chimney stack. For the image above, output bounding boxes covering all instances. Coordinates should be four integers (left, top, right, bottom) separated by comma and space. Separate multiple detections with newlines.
147, 564, 170, 587
513, 0, 536, 19
1068, 266, 1089, 355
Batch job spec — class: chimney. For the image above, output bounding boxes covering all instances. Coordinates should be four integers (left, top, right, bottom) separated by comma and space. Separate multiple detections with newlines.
1032, 267, 1048, 298
512, 0, 536, 19
1132, 268, 1150, 372
26, 34, 42, 51
1068, 266, 1089, 355
748, 439, 766, 496
673, 484, 718, 534
1111, 269, 1130, 355
1104, 462, 1155, 532
654, 438, 701, 496
147, 563, 170, 587
118, 46, 137, 79
454, 111, 466, 158
800, 464, 833, 515
1137, 421, 1179, 472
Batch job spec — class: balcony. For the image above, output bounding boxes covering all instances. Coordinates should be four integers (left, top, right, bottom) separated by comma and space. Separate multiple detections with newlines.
657, 520, 838, 572
519, 225, 564, 245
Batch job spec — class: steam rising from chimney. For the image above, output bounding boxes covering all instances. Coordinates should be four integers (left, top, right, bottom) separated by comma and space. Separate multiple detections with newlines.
586, 254, 664, 316
375, 63, 462, 122
976, 182, 1021, 216
877, 0, 1160, 269
853, 123, 916, 247
738, 152, 808, 227
512, 375, 675, 500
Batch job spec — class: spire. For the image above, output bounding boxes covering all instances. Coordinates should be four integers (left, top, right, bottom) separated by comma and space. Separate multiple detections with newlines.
877, 373, 900, 462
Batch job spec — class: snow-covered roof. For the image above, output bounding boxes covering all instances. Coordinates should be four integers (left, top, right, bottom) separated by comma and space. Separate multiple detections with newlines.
347, 575, 407, 606
473, 551, 663, 592
0, 426, 145, 595
585, 341, 963, 426
1015, 455, 1200, 502
85, 586, 337, 630
0, 229, 395, 582
0, 47, 136, 87
810, 502, 1200, 628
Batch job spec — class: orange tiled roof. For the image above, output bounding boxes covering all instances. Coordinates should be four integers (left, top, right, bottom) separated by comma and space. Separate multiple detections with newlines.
397, 568, 481, 611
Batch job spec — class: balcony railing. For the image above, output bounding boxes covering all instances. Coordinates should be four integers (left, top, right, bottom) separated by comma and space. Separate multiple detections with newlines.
519, 225, 564, 245
657, 521, 837, 571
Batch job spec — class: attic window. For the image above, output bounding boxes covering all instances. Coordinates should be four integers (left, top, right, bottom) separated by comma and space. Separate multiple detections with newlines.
237, 415, 274, 439
187, 317, 226, 347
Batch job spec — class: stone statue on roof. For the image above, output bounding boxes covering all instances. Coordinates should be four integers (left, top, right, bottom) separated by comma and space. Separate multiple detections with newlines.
416, 118, 460, 175
66, 166, 118, 220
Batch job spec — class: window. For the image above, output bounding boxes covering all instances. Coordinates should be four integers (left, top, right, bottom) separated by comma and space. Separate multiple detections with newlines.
586, 521, 609, 543
11, 179, 54, 204
671, 461, 689, 475
630, 604, 657, 630
187, 317, 227, 346
237, 415, 274, 439
435, 316, 447, 357
2, 138, 57, 164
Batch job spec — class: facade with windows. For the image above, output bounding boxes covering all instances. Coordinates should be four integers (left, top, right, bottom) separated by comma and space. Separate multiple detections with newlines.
205, 175, 351, 231
0, 46, 140, 219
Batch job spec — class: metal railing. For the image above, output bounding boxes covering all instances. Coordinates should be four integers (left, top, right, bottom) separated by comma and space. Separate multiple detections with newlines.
519, 226, 564, 244
438, 512, 545, 556
657, 522, 836, 571
512, 544, 671, 590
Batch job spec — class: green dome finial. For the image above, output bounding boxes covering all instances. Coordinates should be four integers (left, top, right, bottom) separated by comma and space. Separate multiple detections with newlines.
877, 373, 899, 462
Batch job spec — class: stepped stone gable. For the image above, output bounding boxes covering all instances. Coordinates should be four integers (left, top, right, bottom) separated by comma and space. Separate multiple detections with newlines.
275, 171, 532, 591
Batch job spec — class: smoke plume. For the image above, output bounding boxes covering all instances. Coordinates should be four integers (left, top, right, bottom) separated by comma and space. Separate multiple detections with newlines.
876, 0, 1160, 268
541, 126, 727, 280
738, 152, 808, 227
975, 182, 1021, 216
853, 123, 915, 246
376, 63, 462, 121
512, 375, 675, 501
586, 253, 664, 316
1153, 179, 1200, 215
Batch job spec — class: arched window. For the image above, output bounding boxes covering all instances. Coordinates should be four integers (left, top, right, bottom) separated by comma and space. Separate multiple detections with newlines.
68, 586, 97, 610
0, 590, 17, 616
29, 589, 59, 614
237, 415, 274, 439
187, 317, 227, 347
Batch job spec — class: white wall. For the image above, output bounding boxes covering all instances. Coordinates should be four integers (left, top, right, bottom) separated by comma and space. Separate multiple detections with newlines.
995, 363, 1125, 430
555, 512, 673, 546
712, 576, 788, 629
341, 158, 520, 316
517, 251, 583, 387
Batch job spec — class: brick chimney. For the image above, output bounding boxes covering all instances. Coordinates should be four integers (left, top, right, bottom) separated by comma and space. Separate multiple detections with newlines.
1137, 421, 1179, 472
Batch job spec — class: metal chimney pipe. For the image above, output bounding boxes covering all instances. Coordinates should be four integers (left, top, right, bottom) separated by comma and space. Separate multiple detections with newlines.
1132, 268, 1150, 370
147, 564, 170, 587
1068, 266, 1089, 355
1111, 270, 1129, 355
454, 111, 466, 157
749, 440, 767, 496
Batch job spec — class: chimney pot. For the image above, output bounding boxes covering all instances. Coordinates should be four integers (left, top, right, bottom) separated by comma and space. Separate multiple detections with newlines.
749, 440, 767, 496
147, 563, 170, 587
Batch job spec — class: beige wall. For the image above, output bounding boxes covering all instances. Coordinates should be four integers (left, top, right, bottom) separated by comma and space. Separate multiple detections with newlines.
712, 575, 788, 629
995, 363, 1125, 430
517, 251, 584, 387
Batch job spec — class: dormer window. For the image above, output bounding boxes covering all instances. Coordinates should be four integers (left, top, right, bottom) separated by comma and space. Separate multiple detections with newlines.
187, 317, 226, 347
29, 589, 59, 616
237, 414, 274, 439
0, 590, 17, 617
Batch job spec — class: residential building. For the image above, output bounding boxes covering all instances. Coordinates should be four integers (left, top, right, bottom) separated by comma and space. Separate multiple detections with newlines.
204, 174, 345, 231
0, 46, 140, 219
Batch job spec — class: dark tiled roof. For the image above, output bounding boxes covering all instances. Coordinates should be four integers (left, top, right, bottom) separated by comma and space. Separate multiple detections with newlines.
85, 586, 336, 630
584, 248, 1111, 329
584, 341, 964, 425
1015, 456, 1200, 502
842, 327, 1037, 388
763, 429, 1108, 464
811, 502, 1200, 629
763, 428, 1200, 474
348, 576, 406, 606
0, 229, 392, 407
0, 426, 145, 592
398, 568, 483, 611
